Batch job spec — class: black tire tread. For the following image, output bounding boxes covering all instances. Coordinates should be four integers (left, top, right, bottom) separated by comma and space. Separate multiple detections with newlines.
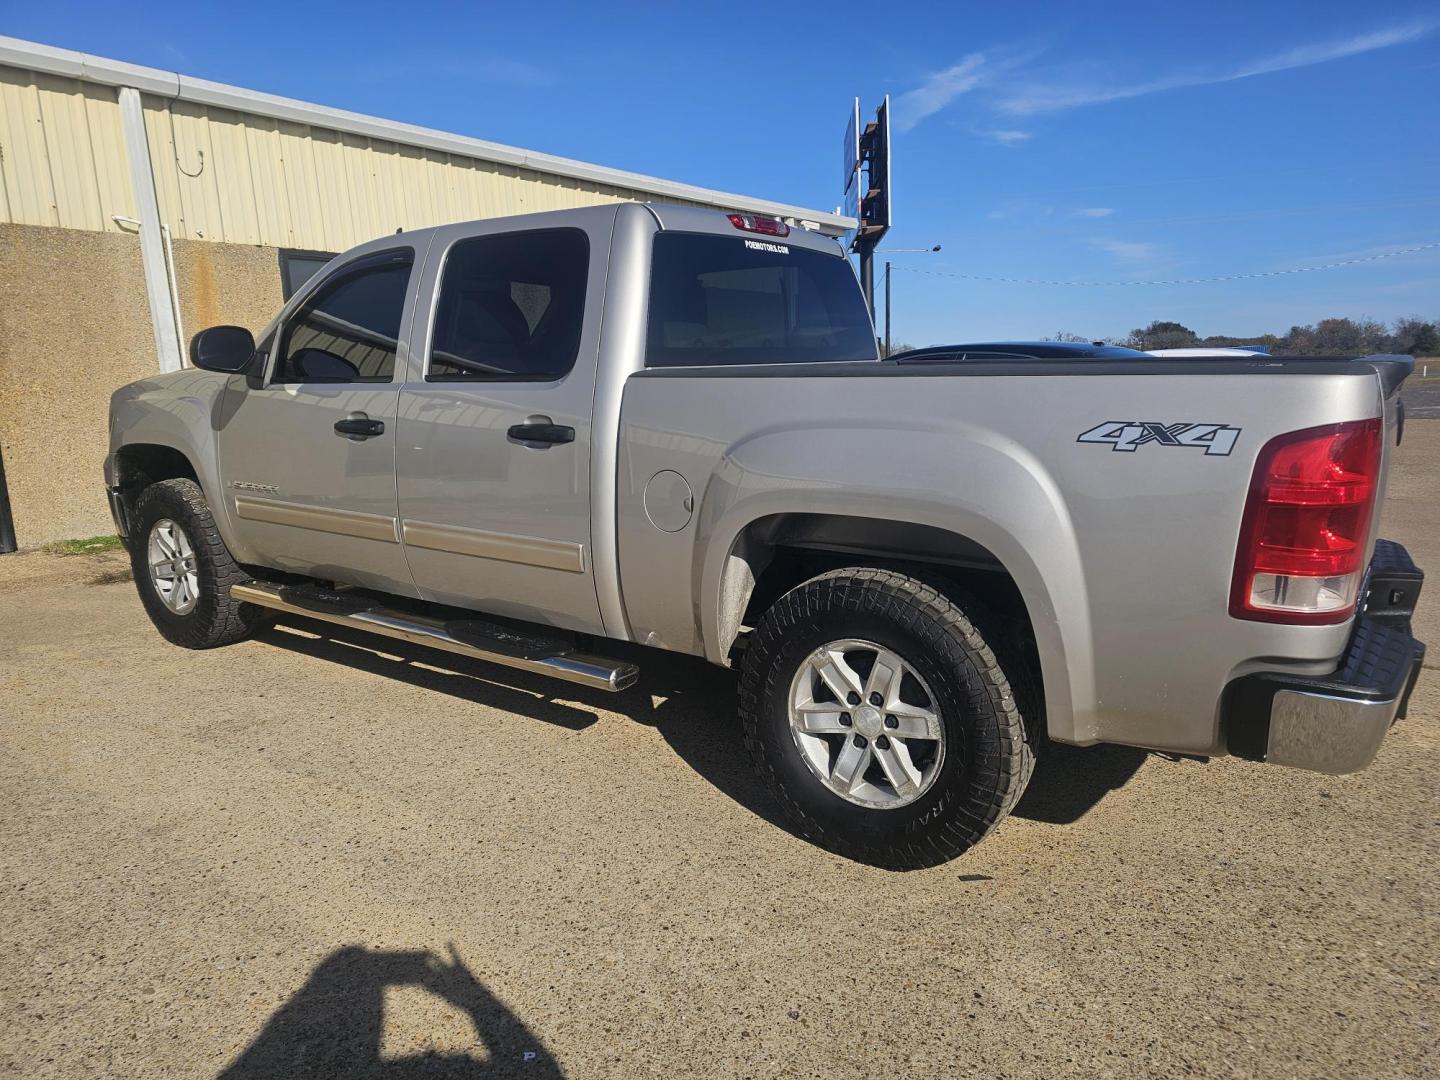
737, 567, 1035, 869
129, 478, 265, 649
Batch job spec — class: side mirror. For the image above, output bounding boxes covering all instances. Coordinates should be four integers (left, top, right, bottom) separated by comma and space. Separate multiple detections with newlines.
190, 325, 256, 373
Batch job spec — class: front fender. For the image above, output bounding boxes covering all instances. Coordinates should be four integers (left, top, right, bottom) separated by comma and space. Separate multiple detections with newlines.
109, 369, 241, 550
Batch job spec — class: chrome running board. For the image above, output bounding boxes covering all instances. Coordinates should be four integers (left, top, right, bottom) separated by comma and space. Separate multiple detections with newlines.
231, 581, 639, 692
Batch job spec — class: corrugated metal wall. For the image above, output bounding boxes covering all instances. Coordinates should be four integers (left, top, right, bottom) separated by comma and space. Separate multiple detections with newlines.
0, 63, 707, 251
0, 67, 136, 230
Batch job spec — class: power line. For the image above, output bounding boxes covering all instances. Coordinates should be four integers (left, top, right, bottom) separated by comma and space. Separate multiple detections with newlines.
888, 240, 1440, 287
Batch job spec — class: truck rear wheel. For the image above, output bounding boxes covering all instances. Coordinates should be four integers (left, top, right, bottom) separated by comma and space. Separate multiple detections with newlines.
128, 478, 268, 649
738, 568, 1035, 869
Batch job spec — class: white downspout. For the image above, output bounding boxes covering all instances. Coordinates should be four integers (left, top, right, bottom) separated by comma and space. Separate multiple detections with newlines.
161, 223, 185, 355
117, 86, 184, 374
114, 216, 186, 365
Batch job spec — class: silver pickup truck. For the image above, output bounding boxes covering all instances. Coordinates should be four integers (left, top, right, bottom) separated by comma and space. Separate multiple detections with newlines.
105, 203, 1426, 868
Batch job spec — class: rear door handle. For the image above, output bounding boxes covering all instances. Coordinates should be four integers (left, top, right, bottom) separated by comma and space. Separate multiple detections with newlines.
507, 417, 575, 446
334, 414, 386, 440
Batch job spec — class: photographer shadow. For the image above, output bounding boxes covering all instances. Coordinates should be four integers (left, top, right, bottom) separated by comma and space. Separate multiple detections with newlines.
218, 945, 561, 1079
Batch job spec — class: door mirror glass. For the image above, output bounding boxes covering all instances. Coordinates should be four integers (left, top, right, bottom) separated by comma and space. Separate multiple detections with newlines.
190, 325, 256, 373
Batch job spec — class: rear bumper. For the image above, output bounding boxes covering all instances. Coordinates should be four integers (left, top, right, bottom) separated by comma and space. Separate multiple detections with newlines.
1222, 539, 1425, 775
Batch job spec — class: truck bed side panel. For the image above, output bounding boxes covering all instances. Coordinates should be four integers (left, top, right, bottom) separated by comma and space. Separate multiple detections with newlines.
616, 366, 1384, 755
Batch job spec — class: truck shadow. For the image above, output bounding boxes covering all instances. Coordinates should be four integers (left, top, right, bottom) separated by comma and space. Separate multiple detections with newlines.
217, 944, 561, 1078
255, 621, 601, 732
257, 617, 1148, 837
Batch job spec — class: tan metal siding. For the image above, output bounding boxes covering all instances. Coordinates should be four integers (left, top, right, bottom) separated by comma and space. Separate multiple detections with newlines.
137, 97, 692, 250
0, 69, 134, 230
3, 59, 727, 251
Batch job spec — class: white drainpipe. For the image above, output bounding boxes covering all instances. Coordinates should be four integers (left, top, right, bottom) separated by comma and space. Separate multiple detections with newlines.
116, 87, 184, 374
161, 223, 185, 355
113, 215, 185, 365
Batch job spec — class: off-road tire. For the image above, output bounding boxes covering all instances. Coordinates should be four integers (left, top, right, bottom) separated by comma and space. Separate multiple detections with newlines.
128, 478, 268, 649
738, 568, 1036, 869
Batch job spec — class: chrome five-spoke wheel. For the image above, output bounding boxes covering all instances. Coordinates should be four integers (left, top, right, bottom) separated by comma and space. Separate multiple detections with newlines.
787, 638, 945, 810
147, 518, 199, 615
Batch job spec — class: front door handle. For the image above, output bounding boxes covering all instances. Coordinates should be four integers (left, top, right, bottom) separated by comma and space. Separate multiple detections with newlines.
508, 417, 575, 446
334, 414, 385, 440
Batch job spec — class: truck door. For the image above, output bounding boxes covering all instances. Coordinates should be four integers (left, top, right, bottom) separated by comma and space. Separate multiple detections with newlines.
214, 246, 419, 596
395, 220, 608, 635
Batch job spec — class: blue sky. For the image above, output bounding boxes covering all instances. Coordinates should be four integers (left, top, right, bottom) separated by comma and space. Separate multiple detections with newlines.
8, 0, 1439, 344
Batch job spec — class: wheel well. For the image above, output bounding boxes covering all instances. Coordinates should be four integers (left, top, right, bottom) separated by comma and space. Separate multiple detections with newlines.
114, 445, 199, 513
722, 514, 1040, 696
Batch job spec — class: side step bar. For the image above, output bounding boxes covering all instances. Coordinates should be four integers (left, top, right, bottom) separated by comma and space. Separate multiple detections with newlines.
231, 581, 640, 692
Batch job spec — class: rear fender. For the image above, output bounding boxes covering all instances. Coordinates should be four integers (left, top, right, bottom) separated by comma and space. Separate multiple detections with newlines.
696, 423, 1096, 744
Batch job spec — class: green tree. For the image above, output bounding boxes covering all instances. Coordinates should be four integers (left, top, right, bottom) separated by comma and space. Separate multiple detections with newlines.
1392, 317, 1439, 356
1310, 318, 1365, 355
1126, 321, 1199, 351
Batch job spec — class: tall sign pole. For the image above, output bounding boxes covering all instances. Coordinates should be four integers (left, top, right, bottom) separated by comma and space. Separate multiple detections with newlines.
885, 260, 892, 357
845, 95, 891, 323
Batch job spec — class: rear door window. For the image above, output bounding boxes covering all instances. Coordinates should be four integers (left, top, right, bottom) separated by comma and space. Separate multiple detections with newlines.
427, 229, 589, 381
645, 233, 876, 367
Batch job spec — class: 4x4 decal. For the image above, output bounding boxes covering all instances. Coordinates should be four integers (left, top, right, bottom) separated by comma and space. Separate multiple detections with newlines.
1077, 421, 1241, 456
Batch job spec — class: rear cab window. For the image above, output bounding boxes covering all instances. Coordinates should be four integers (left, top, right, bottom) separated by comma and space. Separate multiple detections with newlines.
645, 233, 877, 368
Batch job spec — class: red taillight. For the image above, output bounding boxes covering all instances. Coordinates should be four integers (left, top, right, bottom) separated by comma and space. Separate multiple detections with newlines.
727, 213, 790, 237
1230, 418, 1382, 624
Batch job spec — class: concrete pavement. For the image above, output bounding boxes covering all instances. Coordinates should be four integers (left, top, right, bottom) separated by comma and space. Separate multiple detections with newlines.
2, 426, 1436, 1079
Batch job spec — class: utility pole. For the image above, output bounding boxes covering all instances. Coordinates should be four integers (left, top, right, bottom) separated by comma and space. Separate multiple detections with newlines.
880, 247, 941, 358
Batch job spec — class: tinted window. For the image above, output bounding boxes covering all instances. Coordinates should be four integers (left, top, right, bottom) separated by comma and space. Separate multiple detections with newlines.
279, 249, 337, 300
429, 229, 589, 381
646, 233, 876, 367
275, 250, 413, 383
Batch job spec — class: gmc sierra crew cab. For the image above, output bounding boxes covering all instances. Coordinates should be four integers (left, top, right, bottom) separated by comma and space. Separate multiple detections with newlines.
105, 203, 1426, 869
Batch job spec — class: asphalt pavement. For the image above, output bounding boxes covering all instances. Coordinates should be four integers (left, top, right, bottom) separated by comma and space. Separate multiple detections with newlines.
1402, 375, 1440, 419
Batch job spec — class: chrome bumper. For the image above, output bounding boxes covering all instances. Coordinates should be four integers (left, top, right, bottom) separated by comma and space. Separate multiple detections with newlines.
1266, 681, 1413, 775
1224, 540, 1425, 775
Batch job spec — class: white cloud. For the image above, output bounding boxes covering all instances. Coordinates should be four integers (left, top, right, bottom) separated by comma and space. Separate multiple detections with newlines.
999, 19, 1436, 115
894, 54, 987, 133
1073, 207, 1114, 218
1090, 237, 1159, 261
984, 129, 1032, 145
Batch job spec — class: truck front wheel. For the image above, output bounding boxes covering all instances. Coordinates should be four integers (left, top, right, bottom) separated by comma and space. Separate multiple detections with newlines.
128, 478, 269, 649
738, 568, 1035, 869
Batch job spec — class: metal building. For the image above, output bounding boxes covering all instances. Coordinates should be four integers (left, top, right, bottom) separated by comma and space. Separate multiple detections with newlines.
0, 35, 851, 548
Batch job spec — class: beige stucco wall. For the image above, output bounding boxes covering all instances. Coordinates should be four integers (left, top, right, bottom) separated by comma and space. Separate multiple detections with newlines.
0, 223, 153, 546
171, 238, 285, 340
0, 224, 287, 548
